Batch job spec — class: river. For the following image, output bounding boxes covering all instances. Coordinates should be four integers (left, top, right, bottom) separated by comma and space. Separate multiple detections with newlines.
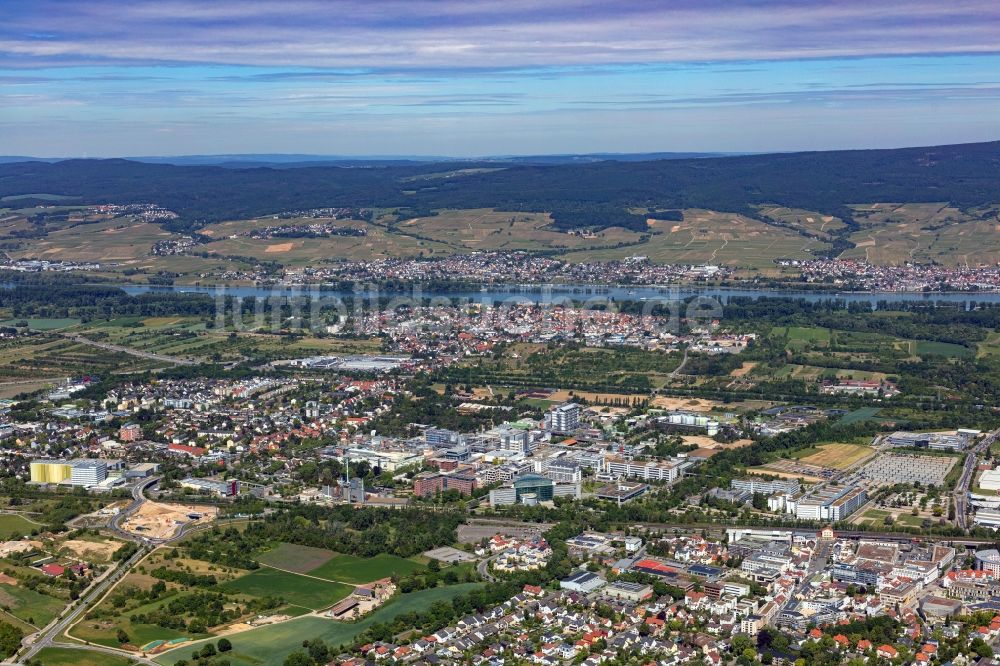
118, 283, 1000, 308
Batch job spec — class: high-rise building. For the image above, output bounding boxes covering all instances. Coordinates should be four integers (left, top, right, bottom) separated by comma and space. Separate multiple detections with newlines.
550, 403, 580, 434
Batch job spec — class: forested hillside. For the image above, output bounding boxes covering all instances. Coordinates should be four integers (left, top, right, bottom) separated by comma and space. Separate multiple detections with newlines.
1, 141, 998, 234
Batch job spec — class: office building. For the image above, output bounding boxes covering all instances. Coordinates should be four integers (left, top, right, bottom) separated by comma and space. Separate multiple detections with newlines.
412, 470, 476, 498
549, 403, 580, 434
730, 478, 801, 496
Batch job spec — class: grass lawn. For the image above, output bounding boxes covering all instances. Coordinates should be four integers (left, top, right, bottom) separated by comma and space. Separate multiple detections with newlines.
154, 583, 483, 666
223, 567, 351, 611
257, 542, 336, 574
0, 583, 65, 627
0, 513, 40, 537
33, 647, 133, 666
307, 553, 425, 584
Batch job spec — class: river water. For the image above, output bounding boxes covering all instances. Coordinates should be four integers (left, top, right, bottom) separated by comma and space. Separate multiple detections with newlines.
118, 283, 1000, 308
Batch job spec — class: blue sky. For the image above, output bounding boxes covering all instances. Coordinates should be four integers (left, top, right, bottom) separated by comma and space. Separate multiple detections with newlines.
2, 0, 999, 156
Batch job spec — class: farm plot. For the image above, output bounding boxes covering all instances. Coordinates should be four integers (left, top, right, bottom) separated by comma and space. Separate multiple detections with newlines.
257, 542, 337, 574
222, 568, 351, 611
154, 583, 484, 666
307, 553, 424, 584
791, 443, 875, 470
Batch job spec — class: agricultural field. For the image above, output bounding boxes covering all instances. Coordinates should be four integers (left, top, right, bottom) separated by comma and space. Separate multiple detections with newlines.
6, 217, 179, 263
154, 583, 484, 666
32, 647, 133, 666
842, 202, 1000, 266
444, 342, 681, 393
61, 316, 383, 365
561, 209, 832, 271
0, 335, 165, 381
789, 442, 875, 470
0, 582, 65, 627
306, 553, 425, 584
257, 543, 337, 574
199, 216, 454, 264
222, 567, 351, 611
0, 318, 81, 331
837, 407, 882, 426
395, 208, 643, 253
754, 205, 846, 239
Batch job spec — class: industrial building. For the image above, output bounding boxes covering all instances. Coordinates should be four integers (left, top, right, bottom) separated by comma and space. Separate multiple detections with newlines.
885, 430, 978, 451
559, 570, 606, 593
601, 581, 653, 602
30, 459, 108, 487
656, 411, 720, 437
179, 477, 239, 497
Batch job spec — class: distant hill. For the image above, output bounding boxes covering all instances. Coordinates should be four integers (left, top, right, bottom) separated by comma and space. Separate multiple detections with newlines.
1, 141, 998, 237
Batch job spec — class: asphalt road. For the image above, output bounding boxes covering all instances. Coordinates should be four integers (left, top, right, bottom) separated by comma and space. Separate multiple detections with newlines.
954, 428, 1000, 531
17, 544, 150, 663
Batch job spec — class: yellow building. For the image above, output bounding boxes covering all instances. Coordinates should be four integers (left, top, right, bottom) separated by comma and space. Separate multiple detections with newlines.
29, 460, 72, 484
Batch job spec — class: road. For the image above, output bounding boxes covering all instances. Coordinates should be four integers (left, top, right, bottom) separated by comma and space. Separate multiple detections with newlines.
669, 345, 690, 377
15, 475, 209, 664
61, 333, 196, 366
18, 544, 151, 663
954, 428, 1000, 531
477, 553, 499, 582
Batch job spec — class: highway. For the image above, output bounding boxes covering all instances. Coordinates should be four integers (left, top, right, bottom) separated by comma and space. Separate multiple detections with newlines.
954, 428, 1000, 531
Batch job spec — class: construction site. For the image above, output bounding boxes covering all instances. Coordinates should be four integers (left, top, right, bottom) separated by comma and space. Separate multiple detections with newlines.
120, 501, 218, 540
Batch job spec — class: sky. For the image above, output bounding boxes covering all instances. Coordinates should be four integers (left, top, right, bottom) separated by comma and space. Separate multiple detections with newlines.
1, 0, 999, 157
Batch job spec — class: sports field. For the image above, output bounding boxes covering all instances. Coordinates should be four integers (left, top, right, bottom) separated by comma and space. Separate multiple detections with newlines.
154, 583, 483, 666
307, 553, 425, 584
257, 542, 336, 574
222, 568, 351, 611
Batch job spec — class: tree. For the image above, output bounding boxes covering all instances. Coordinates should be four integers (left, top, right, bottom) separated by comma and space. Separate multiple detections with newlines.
217, 638, 232, 652
283, 651, 313, 666
116, 628, 130, 645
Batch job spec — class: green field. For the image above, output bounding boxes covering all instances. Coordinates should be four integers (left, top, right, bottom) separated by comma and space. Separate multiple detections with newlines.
0, 583, 65, 627
0, 318, 81, 331
913, 340, 974, 358
154, 583, 483, 666
0, 513, 41, 537
33, 647, 133, 666
307, 553, 425, 584
837, 407, 882, 426
222, 567, 351, 611
69, 590, 212, 648
257, 542, 336, 574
